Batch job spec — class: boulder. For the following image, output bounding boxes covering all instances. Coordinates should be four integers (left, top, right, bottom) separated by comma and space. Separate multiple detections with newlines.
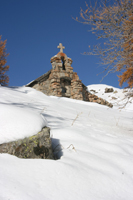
106, 102, 113, 108
90, 89, 96, 93
105, 88, 114, 93
0, 127, 54, 159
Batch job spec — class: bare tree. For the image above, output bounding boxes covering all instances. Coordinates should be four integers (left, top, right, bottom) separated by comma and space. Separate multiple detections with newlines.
75, 0, 133, 87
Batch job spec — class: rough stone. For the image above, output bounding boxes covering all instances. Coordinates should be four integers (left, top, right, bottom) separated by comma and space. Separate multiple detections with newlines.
105, 88, 114, 93
0, 127, 54, 159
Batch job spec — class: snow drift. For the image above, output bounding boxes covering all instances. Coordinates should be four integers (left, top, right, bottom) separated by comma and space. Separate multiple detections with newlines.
0, 85, 133, 200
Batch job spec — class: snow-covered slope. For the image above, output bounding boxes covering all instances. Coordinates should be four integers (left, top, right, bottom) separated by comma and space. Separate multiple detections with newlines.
87, 84, 133, 110
0, 85, 133, 200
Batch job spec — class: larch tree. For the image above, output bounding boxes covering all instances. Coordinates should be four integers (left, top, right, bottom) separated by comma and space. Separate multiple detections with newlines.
118, 11, 133, 87
0, 36, 9, 86
76, 0, 133, 88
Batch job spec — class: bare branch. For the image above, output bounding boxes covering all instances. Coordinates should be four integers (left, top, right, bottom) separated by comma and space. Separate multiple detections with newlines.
75, 0, 133, 87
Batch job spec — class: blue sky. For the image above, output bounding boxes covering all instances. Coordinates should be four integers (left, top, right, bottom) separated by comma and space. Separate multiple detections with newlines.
0, 0, 125, 88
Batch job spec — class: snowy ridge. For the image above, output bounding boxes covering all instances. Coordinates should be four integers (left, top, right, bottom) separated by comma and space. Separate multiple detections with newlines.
87, 84, 133, 111
0, 85, 133, 200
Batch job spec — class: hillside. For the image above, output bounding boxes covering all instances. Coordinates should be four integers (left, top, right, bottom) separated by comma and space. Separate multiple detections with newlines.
0, 85, 133, 200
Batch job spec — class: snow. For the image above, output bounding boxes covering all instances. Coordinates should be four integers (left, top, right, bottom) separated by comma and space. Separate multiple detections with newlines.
0, 86, 47, 143
87, 84, 133, 111
0, 84, 133, 200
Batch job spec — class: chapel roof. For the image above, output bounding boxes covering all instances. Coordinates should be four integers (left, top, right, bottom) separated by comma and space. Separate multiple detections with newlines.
26, 69, 51, 87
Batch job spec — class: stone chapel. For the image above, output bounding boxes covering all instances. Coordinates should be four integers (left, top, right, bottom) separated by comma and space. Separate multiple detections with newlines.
26, 43, 113, 107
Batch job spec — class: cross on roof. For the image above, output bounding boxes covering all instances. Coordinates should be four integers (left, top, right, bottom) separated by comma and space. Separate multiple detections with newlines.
57, 43, 65, 53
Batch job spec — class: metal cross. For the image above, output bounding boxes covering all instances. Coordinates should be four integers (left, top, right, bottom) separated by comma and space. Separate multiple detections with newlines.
57, 43, 65, 53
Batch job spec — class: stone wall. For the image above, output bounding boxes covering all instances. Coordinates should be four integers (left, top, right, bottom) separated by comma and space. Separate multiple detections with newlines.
28, 66, 113, 107
26, 51, 113, 108
33, 78, 51, 95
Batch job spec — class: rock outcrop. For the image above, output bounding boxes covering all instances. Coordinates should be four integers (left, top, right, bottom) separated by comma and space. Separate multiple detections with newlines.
105, 88, 114, 93
0, 127, 54, 159
88, 93, 113, 108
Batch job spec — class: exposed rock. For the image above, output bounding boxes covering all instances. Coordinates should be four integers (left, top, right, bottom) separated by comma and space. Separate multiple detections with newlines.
90, 89, 96, 93
106, 102, 113, 108
113, 90, 118, 93
112, 97, 118, 100
105, 88, 114, 93
87, 93, 113, 107
0, 127, 54, 159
